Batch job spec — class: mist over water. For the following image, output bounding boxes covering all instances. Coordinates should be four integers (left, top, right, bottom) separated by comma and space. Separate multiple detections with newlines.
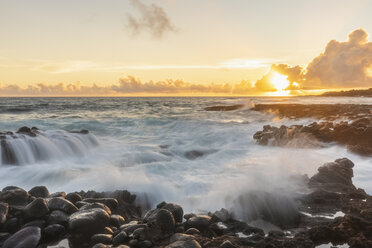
0, 97, 371, 221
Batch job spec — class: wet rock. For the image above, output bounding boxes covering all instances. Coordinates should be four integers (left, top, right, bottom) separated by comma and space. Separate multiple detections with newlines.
65, 192, 82, 204
43, 224, 65, 240
22, 219, 46, 229
220, 240, 238, 248
69, 208, 110, 239
112, 231, 128, 246
28, 186, 50, 198
184, 150, 205, 160
309, 158, 355, 192
144, 208, 175, 235
79, 202, 112, 215
120, 222, 146, 234
23, 198, 49, 220
157, 202, 184, 223
47, 197, 78, 214
212, 208, 231, 222
4, 217, 21, 233
0, 186, 29, 206
82, 198, 118, 211
49, 192, 66, 198
110, 214, 126, 227
91, 234, 112, 245
185, 228, 200, 235
204, 104, 244, 111
3, 226, 41, 248
166, 240, 202, 248
185, 215, 211, 230
47, 210, 69, 226
0, 202, 8, 224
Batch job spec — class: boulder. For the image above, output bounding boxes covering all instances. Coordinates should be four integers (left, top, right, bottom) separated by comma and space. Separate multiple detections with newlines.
47, 210, 69, 226
23, 198, 49, 220
47, 197, 78, 214
0, 202, 8, 224
65, 192, 82, 204
43, 224, 65, 240
0, 187, 29, 206
69, 208, 110, 239
3, 226, 41, 248
82, 198, 118, 211
28, 186, 50, 198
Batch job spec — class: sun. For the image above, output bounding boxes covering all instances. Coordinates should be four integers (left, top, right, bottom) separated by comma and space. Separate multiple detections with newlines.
271, 72, 290, 91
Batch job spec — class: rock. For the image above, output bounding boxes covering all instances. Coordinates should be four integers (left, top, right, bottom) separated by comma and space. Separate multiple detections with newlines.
220, 240, 237, 248
158, 202, 184, 223
212, 208, 231, 222
79, 202, 112, 215
309, 158, 355, 192
166, 240, 202, 248
69, 208, 110, 239
43, 224, 65, 240
91, 234, 112, 245
120, 223, 147, 235
28, 186, 50, 198
0, 202, 8, 224
4, 217, 21, 233
112, 231, 128, 246
204, 104, 244, 111
110, 214, 126, 227
49, 192, 66, 198
23, 198, 49, 220
184, 150, 205, 160
22, 219, 46, 229
47, 210, 69, 226
144, 208, 175, 234
185, 228, 200, 235
65, 192, 82, 204
47, 197, 78, 214
186, 215, 211, 230
139, 240, 152, 248
82, 198, 118, 211
0, 186, 29, 206
3, 226, 41, 248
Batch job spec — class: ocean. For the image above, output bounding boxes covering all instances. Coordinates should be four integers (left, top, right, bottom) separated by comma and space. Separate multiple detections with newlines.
0, 96, 371, 218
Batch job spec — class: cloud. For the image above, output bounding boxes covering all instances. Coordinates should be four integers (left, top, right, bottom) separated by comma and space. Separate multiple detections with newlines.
304, 28, 372, 88
126, 0, 176, 38
255, 28, 372, 91
0, 76, 256, 96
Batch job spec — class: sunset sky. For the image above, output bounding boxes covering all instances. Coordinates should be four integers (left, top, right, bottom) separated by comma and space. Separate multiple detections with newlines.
1, 0, 372, 96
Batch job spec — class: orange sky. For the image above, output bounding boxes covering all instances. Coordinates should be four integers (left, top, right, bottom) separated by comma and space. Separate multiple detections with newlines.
0, 0, 372, 96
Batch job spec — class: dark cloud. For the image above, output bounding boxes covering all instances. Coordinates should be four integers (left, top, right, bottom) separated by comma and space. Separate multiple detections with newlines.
126, 0, 176, 38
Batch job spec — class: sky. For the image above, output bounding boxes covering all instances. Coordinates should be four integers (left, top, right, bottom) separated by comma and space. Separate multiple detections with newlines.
0, 0, 372, 96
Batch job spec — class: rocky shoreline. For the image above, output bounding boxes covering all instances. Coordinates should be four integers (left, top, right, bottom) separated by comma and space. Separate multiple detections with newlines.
0, 158, 371, 248
252, 104, 372, 156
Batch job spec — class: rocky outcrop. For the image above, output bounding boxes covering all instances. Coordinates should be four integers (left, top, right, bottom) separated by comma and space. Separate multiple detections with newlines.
253, 119, 372, 156
0, 158, 371, 247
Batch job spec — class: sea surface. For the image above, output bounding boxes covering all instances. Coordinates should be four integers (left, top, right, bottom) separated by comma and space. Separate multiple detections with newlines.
0, 96, 371, 217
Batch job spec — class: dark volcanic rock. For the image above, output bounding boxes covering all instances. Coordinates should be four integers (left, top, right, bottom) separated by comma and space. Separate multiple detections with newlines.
65, 192, 82, 204
3, 226, 41, 248
43, 224, 65, 241
0, 202, 8, 225
47, 210, 69, 226
82, 198, 118, 211
47, 197, 78, 214
69, 208, 110, 240
205, 104, 244, 111
0, 186, 29, 206
28, 186, 50, 198
23, 198, 49, 220
309, 158, 355, 192
157, 202, 184, 223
